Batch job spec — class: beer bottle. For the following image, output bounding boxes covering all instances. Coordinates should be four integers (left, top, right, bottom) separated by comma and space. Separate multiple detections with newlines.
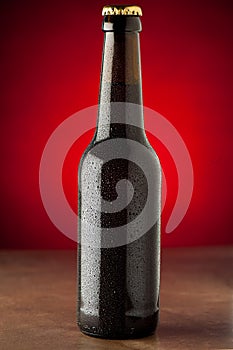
77, 5, 161, 339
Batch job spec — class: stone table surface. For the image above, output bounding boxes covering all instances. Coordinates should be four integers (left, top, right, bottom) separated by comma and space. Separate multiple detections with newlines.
0, 247, 232, 349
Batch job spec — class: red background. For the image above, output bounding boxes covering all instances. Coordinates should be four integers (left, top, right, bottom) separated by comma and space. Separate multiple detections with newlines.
1, 0, 233, 248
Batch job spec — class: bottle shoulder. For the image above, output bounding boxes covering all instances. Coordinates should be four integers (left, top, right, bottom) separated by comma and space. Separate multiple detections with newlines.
79, 135, 160, 173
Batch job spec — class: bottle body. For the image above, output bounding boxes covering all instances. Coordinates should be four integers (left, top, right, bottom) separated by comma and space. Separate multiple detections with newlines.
78, 130, 160, 339
77, 8, 161, 339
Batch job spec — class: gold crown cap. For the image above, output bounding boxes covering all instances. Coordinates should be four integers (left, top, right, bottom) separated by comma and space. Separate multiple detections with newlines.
102, 5, 142, 16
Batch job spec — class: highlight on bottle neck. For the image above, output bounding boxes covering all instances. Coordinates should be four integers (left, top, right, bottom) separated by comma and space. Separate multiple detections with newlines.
102, 5, 142, 32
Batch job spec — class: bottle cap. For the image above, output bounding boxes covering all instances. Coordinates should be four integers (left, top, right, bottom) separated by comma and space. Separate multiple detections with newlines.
102, 5, 142, 16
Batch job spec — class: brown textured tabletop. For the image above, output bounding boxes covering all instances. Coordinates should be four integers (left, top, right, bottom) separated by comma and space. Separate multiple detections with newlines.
0, 247, 232, 350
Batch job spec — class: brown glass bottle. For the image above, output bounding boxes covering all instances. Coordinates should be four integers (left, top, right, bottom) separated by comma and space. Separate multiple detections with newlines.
77, 5, 161, 339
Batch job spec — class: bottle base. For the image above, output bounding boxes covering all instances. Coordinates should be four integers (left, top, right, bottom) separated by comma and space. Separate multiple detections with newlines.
79, 327, 155, 340
78, 311, 159, 340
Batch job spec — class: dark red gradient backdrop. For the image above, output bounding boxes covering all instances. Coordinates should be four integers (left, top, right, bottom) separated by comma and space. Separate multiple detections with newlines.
1, 0, 233, 248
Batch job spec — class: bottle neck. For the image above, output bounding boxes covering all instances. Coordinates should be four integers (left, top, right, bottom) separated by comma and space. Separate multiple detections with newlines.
95, 17, 144, 142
